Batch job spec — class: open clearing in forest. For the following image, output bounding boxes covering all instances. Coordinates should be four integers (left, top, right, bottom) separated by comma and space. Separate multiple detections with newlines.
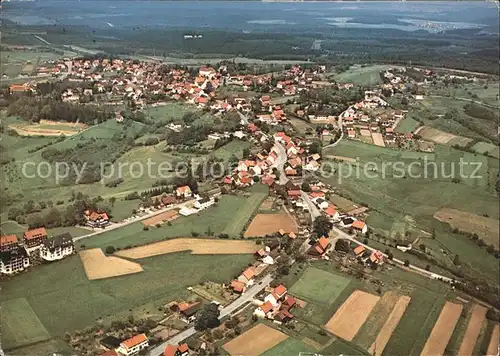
115, 238, 258, 259
79, 248, 143, 280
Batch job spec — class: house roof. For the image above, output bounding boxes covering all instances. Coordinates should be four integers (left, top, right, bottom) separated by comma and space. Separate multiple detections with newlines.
287, 190, 302, 197
231, 280, 246, 292
176, 185, 191, 194
309, 191, 325, 198
255, 249, 267, 257
162, 196, 177, 205
288, 232, 296, 239
353, 245, 366, 255
1, 235, 18, 246
278, 229, 286, 236
284, 295, 296, 307
260, 301, 274, 313
41, 233, 73, 250
325, 205, 337, 217
242, 267, 255, 280
164, 344, 188, 356
121, 333, 148, 349
318, 237, 329, 250
352, 220, 366, 229
179, 302, 201, 316
24, 227, 47, 239
274, 284, 287, 296
261, 175, 275, 186
0, 245, 28, 264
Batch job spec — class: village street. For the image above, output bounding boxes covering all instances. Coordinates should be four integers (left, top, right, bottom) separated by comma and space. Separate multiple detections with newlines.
272, 142, 289, 185
148, 274, 274, 356
73, 200, 194, 242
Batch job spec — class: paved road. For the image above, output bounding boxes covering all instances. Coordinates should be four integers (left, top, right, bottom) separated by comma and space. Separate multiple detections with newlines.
300, 191, 321, 223
148, 274, 274, 355
330, 226, 454, 283
237, 111, 249, 125
73, 200, 193, 242
322, 113, 344, 150
272, 143, 289, 185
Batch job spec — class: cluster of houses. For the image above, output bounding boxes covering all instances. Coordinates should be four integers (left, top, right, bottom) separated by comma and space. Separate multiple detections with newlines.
253, 284, 296, 324
230, 246, 277, 294
100, 332, 190, 356
352, 245, 385, 267
0, 228, 74, 275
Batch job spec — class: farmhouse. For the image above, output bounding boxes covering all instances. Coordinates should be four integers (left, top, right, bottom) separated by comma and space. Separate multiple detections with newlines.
175, 185, 192, 198
40, 233, 74, 262
161, 195, 177, 206
352, 220, 368, 234
0, 235, 18, 251
164, 343, 189, 356
84, 210, 110, 228
0, 245, 30, 275
353, 245, 366, 256
308, 237, 330, 256
175, 302, 201, 323
231, 280, 246, 294
23, 227, 48, 250
116, 333, 149, 356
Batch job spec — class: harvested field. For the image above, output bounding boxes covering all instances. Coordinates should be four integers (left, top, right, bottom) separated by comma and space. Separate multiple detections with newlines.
244, 212, 298, 237
371, 132, 386, 147
329, 194, 358, 212
79, 248, 143, 280
324, 290, 380, 341
420, 301, 463, 356
143, 210, 179, 226
360, 129, 371, 137
416, 126, 472, 146
487, 324, 499, 356
115, 238, 258, 259
223, 323, 288, 356
457, 304, 487, 355
368, 296, 411, 356
434, 208, 499, 248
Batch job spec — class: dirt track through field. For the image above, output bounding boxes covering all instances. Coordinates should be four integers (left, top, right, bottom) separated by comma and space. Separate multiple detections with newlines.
325, 290, 380, 341
244, 212, 298, 237
487, 324, 499, 356
420, 301, 463, 356
369, 296, 411, 356
115, 238, 258, 259
223, 323, 288, 355
457, 304, 487, 356
79, 248, 143, 280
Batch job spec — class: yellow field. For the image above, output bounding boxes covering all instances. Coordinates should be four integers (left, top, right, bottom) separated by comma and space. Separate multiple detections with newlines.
79, 248, 143, 280
325, 290, 380, 341
457, 304, 487, 356
115, 238, 259, 259
223, 324, 288, 356
420, 302, 463, 356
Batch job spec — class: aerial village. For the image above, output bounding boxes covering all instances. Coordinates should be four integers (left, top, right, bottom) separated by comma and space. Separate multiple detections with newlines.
2, 55, 496, 356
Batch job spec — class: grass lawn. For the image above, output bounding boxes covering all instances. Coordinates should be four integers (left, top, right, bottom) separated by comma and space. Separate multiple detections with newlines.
262, 338, 315, 356
1, 252, 253, 345
322, 339, 370, 356
334, 65, 390, 86
1, 298, 51, 350
396, 117, 421, 133
222, 184, 268, 237
83, 193, 260, 249
0, 220, 28, 235
46, 226, 91, 238
289, 266, 351, 304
